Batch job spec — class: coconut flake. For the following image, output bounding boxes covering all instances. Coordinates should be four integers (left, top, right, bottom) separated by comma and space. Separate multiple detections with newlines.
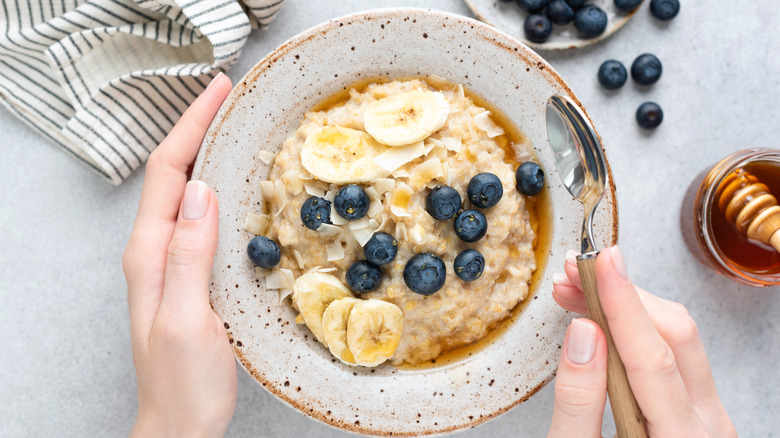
375, 178, 396, 195
243, 212, 270, 235
349, 217, 370, 230
293, 250, 305, 270
368, 198, 384, 218
317, 223, 344, 237
474, 111, 505, 138
395, 222, 408, 241
352, 226, 374, 247
441, 136, 462, 153
266, 268, 294, 289
277, 288, 293, 305
304, 181, 326, 198
258, 150, 275, 164
409, 223, 427, 245
326, 240, 345, 261
373, 141, 426, 173
457, 84, 465, 99
368, 218, 379, 230
259, 180, 276, 202
390, 182, 414, 217
273, 180, 288, 216
330, 204, 348, 225
324, 189, 337, 202
393, 168, 411, 179
409, 158, 443, 188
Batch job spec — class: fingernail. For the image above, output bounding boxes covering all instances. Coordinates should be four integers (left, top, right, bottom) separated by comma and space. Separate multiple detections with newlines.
567, 319, 597, 365
206, 72, 224, 90
182, 181, 209, 220
565, 250, 579, 266
610, 245, 629, 281
553, 272, 567, 285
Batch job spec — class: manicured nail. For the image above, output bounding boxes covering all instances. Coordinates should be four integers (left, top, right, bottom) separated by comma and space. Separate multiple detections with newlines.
567, 319, 597, 365
553, 272, 568, 285
206, 72, 224, 90
610, 245, 629, 281
565, 250, 579, 266
182, 181, 209, 220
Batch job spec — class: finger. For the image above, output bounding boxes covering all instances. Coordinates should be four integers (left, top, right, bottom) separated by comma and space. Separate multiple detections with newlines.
547, 318, 607, 438
596, 246, 707, 436
564, 250, 583, 291
155, 181, 220, 327
552, 273, 589, 315
124, 74, 231, 335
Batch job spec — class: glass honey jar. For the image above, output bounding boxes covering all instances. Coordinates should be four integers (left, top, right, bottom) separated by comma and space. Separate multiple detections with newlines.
681, 148, 780, 286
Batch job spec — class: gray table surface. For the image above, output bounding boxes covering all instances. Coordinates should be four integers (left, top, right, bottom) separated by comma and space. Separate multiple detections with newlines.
2, 1, 779, 437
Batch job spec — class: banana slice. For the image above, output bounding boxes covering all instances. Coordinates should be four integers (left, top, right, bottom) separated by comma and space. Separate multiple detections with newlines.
301, 126, 390, 184
364, 90, 450, 146
292, 272, 353, 345
347, 299, 404, 367
322, 297, 362, 365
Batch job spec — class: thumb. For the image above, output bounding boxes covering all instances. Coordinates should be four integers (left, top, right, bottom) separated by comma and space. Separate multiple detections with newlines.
159, 180, 219, 321
547, 318, 608, 438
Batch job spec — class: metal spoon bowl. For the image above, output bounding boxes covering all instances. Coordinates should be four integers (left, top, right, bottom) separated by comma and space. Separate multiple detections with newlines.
546, 94, 648, 438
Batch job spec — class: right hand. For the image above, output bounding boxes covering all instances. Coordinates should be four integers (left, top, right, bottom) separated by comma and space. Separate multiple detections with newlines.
546, 246, 737, 438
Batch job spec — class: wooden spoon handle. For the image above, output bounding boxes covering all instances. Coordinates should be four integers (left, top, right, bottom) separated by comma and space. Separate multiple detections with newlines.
577, 255, 648, 438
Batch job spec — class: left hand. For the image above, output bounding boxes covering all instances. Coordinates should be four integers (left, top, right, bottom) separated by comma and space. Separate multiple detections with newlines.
122, 73, 237, 437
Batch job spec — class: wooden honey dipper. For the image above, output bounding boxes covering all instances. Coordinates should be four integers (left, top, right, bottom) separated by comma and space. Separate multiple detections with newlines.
716, 168, 780, 253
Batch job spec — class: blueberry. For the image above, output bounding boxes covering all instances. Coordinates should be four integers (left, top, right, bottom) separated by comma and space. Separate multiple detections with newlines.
516, 0, 549, 13
574, 5, 608, 38
334, 184, 369, 221
468, 173, 503, 209
564, 0, 586, 9
636, 102, 663, 129
346, 260, 383, 294
247, 236, 281, 269
650, 0, 679, 21
597, 60, 628, 90
547, 0, 574, 25
524, 14, 553, 43
614, 0, 642, 12
403, 253, 446, 295
631, 53, 662, 86
515, 161, 545, 196
300, 196, 331, 230
454, 209, 488, 242
426, 185, 462, 220
453, 249, 485, 282
363, 232, 398, 266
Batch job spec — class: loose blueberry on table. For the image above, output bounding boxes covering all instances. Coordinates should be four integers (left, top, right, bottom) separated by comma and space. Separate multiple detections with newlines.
574, 5, 608, 38
598, 60, 628, 90
247, 236, 281, 269
650, 0, 679, 21
346, 260, 383, 293
636, 102, 664, 129
454, 209, 488, 242
364, 232, 398, 266
614, 0, 643, 12
517, 0, 549, 13
524, 13, 553, 43
468, 173, 504, 209
426, 185, 462, 220
515, 161, 545, 196
403, 253, 447, 295
300, 196, 331, 230
546, 0, 574, 26
334, 184, 370, 220
631, 53, 662, 86
454, 249, 485, 282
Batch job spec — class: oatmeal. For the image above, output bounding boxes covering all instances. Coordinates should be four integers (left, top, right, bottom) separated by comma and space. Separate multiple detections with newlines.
248, 77, 539, 366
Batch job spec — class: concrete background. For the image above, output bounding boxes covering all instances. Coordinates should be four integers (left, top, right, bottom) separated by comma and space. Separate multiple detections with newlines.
2, 0, 778, 436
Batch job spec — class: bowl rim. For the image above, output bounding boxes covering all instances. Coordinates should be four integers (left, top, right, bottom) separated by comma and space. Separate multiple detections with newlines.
195, 7, 619, 436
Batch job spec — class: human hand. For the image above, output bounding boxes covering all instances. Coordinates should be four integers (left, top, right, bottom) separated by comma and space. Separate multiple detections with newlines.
546, 246, 736, 438
122, 73, 236, 437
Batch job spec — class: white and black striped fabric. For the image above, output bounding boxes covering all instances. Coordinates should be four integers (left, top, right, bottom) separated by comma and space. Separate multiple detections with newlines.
0, 0, 285, 184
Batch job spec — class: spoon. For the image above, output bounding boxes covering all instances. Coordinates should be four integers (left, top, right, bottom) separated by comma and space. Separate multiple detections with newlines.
546, 94, 648, 438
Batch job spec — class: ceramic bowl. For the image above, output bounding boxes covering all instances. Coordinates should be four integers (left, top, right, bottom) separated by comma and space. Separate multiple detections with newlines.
465, 0, 643, 51
192, 8, 618, 436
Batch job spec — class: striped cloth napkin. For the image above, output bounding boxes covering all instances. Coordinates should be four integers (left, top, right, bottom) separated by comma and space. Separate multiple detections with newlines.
0, 0, 285, 184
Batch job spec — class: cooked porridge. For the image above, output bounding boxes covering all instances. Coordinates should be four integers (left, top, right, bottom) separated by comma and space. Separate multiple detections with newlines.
245, 77, 540, 366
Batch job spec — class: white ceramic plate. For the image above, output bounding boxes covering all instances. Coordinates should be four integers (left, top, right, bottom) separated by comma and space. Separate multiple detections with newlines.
466, 0, 643, 51
193, 8, 618, 436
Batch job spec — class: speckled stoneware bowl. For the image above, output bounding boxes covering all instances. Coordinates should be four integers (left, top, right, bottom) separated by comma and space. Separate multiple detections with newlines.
192, 8, 618, 436
466, 0, 643, 51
